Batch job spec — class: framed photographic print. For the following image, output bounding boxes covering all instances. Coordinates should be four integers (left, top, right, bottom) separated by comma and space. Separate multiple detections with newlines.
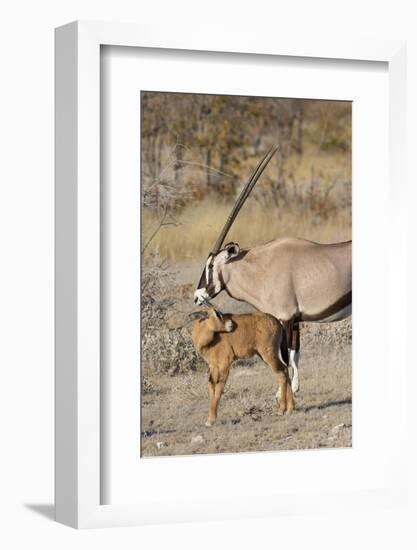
55, 21, 407, 528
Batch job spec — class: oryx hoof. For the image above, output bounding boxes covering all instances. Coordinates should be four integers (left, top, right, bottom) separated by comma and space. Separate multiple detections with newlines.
291, 380, 299, 394
205, 420, 215, 427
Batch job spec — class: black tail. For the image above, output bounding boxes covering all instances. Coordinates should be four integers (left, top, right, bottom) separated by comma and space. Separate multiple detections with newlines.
279, 323, 289, 366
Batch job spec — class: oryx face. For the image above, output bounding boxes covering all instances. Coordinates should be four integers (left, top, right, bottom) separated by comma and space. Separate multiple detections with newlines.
194, 243, 241, 305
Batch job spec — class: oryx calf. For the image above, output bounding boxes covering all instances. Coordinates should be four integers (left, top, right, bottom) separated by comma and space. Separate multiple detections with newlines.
191, 307, 294, 426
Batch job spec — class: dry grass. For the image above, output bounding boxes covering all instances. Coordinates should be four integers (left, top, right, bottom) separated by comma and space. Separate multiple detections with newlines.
274, 142, 351, 184
143, 200, 351, 263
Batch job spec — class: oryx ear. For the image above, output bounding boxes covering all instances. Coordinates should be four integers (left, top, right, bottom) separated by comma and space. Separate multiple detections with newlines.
224, 242, 240, 261
189, 311, 209, 321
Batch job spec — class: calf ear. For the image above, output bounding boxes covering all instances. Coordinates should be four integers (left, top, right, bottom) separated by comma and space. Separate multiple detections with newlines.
189, 311, 209, 321
225, 242, 240, 261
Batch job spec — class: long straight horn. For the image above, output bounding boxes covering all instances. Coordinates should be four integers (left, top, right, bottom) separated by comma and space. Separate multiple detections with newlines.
211, 146, 278, 253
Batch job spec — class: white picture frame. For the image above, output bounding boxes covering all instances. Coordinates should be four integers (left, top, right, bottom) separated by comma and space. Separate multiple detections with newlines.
55, 21, 407, 529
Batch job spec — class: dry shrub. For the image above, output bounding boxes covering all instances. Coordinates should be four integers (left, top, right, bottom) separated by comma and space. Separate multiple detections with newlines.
142, 376, 155, 394
142, 252, 201, 376
142, 256, 174, 327
142, 326, 201, 376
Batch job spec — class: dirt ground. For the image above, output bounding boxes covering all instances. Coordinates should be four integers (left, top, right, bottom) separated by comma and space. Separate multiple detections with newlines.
141, 320, 352, 457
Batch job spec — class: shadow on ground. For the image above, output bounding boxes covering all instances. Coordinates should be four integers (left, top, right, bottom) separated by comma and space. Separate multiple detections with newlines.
24, 504, 55, 521
302, 398, 352, 413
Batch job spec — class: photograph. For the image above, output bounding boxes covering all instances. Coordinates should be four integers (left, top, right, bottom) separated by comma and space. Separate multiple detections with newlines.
140, 91, 352, 457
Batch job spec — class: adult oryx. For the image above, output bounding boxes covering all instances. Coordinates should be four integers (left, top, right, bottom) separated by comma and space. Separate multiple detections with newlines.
193, 148, 352, 394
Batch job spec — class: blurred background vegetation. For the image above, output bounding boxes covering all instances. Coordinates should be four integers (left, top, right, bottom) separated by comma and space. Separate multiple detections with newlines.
141, 92, 351, 263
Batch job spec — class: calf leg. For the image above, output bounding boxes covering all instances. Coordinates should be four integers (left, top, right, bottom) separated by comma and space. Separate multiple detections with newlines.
285, 369, 295, 413
276, 369, 288, 415
206, 364, 230, 427
276, 367, 296, 415
262, 352, 294, 415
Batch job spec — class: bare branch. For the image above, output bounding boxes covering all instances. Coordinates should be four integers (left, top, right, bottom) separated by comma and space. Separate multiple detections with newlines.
142, 207, 177, 253
177, 160, 234, 179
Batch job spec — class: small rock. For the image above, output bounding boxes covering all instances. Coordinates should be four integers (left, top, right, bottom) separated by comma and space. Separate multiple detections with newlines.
330, 423, 345, 433
156, 441, 166, 449
191, 435, 204, 444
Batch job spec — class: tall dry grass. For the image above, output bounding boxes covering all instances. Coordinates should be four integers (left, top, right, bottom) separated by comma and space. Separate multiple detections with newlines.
143, 199, 351, 263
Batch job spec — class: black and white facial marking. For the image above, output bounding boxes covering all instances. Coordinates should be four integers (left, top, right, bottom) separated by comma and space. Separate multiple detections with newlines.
193, 243, 241, 305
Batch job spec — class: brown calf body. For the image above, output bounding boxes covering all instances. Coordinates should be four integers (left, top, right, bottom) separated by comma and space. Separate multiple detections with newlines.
191, 308, 294, 426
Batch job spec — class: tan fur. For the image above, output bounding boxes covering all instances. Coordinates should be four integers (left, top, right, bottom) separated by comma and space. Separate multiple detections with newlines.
191, 308, 294, 426
221, 238, 352, 322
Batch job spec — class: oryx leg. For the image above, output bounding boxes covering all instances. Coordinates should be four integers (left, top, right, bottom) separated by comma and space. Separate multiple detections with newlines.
289, 323, 301, 394
276, 319, 299, 400
206, 363, 230, 427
